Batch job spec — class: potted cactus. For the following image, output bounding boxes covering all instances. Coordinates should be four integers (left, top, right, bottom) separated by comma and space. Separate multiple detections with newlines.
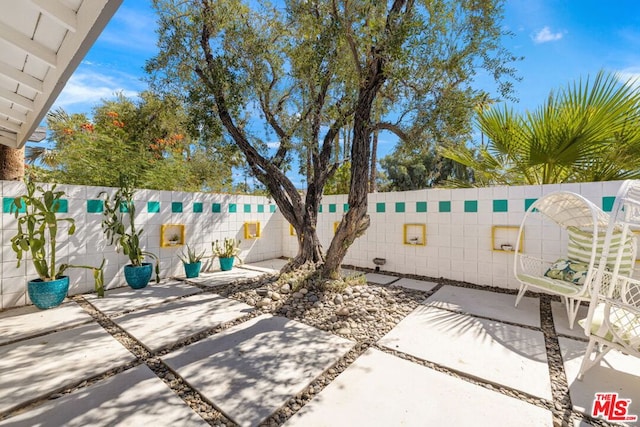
212, 238, 242, 271
100, 178, 159, 289
11, 179, 105, 309
178, 245, 206, 278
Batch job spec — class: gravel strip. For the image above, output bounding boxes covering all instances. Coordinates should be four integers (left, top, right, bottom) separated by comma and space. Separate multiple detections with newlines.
1, 267, 621, 427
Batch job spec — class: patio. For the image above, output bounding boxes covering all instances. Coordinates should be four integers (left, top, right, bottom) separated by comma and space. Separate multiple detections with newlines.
0, 260, 638, 426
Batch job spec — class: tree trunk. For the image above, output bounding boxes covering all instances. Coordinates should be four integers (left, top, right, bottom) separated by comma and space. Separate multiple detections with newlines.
323, 62, 386, 279
0, 145, 25, 181
369, 128, 378, 192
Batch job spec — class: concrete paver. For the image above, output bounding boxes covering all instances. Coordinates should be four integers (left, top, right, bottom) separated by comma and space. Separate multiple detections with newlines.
558, 337, 640, 418
84, 280, 201, 315
112, 293, 253, 351
162, 314, 354, 426
286, 348, 553, 427
391, 277, 438, 292
186, 269, 265, 286
0, 323, 135, 413
240, 258, 289, 272
0, 302, 94, 345
379, 305, 551, 399
425, 285, 540, 327
0, 365, 207, 427
551, 301, 589, 339
364, 272, 398, 285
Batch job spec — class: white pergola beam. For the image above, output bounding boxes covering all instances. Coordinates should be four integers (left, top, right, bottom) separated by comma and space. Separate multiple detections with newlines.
0, 87, 35, 111
0, 22, 57, 68
0, 61, 44, 93
0, 119, 22, 133
0, 104, 26, 123
0, 133, 18, 148
27, 0, 77, 32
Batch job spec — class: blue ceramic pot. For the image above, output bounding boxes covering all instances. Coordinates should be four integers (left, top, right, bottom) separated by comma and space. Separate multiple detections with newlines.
124, 263, 153, 289
28, 276, 69, 309
219, 257, 234, 271
184, 261, 201, 278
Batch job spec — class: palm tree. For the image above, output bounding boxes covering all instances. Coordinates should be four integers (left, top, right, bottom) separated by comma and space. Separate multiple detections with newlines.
443, 71, 640, 185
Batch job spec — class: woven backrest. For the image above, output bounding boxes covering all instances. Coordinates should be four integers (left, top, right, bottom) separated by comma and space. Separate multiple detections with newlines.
567, 226, 635, 276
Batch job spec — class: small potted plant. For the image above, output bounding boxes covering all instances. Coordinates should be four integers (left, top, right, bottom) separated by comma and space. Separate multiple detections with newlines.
100, 178, 159, 289
168, 233, 180, 246
212, 238, 242, 271
178, 245, 206, 278
11, 179, 106, 309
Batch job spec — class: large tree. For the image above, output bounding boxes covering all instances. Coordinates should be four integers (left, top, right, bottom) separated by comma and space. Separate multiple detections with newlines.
148, 0, 517, 280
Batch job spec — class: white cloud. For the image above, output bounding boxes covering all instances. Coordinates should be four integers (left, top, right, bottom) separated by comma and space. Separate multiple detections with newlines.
53, 69, 141, 112
532, 26, 565, 44
617, 67, 640, 89
266, 141, 281, 149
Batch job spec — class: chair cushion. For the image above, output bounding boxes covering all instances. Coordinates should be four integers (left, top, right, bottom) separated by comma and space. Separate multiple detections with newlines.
567, 227, 635, 276
544, 258, 589, 285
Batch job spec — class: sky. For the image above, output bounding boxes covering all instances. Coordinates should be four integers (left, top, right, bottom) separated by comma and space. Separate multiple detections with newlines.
48, 0, 640, 187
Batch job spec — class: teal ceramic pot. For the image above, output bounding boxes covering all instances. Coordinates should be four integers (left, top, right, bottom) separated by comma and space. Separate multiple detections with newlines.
219, 257, 234, 271
28, 276, 69, 309
184, 261, 202, 278
124, 263, 153, 289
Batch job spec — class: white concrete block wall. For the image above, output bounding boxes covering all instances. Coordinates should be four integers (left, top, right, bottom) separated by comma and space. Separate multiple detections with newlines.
0, 181, 282, 310
288, 181, 627, 290
1, 180, 629, 310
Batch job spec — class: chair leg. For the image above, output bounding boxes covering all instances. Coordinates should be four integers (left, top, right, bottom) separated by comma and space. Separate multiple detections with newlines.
515, 284, 528, 307
565, 298, 581, 330
577, 338, 610, 380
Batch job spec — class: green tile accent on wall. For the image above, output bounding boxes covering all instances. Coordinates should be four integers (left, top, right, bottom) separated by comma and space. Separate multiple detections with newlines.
493, 199, 508, 212
318, 205, 323, 213
602, 196, 615, 212
376, 202, 386, 213
3, 197, 25, 213
439, 201, 451, 213
525, 198, 537, 211
344, 203, 349, 212
193, 202, 203, 213
51, 199, 68, 213
171, 202, 183, 213
229, 203, 237, 213
464, 200, 477, 213
212, 203, 221, 213
147, 201, 160, 213
395, 202, 405, 213
270, 205, 276, 213
119, 201, 129, 213
87, 199, 104, 213
244, 204, 251, 213
416, 201, 427, 213
329, 204, 336, 213
257, 204, 264, 213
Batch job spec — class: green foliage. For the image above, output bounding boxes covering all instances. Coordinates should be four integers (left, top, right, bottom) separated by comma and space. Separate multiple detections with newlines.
100, 177, 160, 282
40, 92, 235, 191
178, 245, 206, 264
10, 179, 75, 281
10, 178, 106, 295
324, 162, 351, 195
212, 238, 242, 261
443, 71, 640, 185
379, 146, 473, 190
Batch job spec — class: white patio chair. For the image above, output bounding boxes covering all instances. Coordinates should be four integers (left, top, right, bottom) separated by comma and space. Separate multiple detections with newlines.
578, 180, 640, 379
514, 191, 636, 329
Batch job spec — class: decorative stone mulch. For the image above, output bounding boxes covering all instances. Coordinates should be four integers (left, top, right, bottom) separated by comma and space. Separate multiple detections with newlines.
1, 266, 618, 426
